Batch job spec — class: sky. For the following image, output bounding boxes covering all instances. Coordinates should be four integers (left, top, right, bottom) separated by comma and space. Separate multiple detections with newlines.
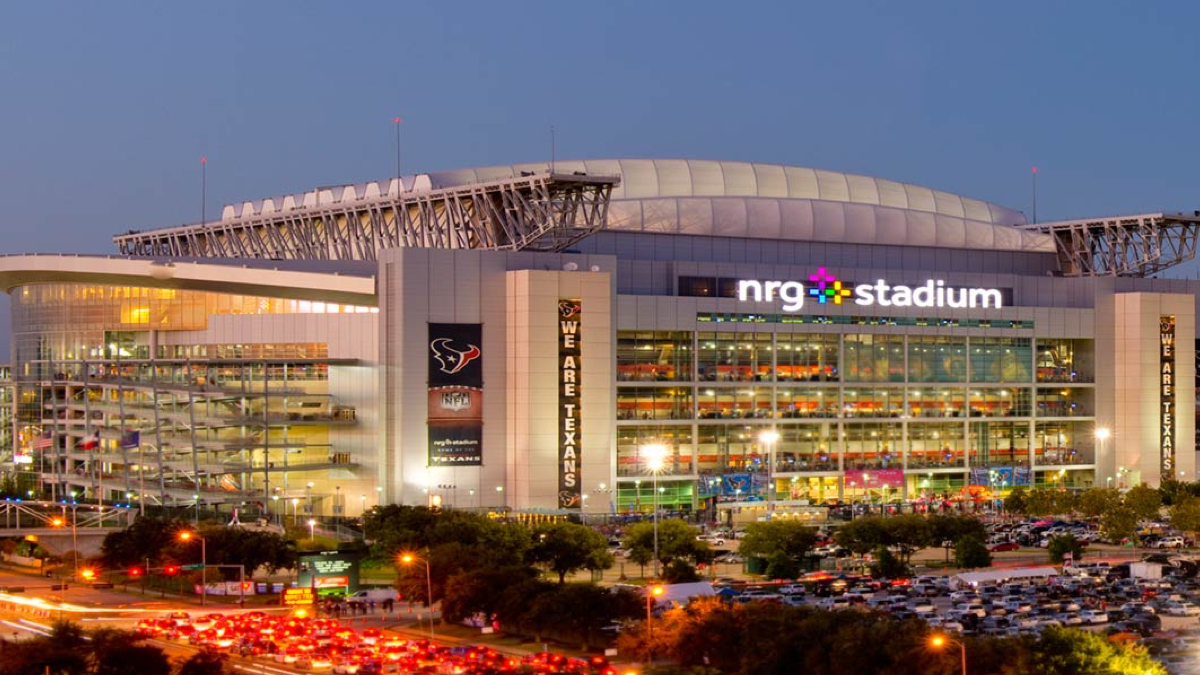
1, 1, 1199, 351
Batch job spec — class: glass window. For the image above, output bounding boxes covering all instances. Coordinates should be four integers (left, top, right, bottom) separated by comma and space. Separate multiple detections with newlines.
968, 421, 1030, 467
616, 425, 693, 477
616, 331, 693, 382
774, 333, 839, 382
843, 334, 904, 382
696, 424, 771, 474
776, 387, 838, 419
968, 387, 1032, 417
617, 387, 693, 421
1034, 421, 1096, 466
969, 337, 1032, 383
1036, 339, 1095, 383
1035, 387, 1094, 417
774, 423, 839, 472
908, 336, 967, 382
907, 422, 965, 469
697, 333, 772, 382
844, 422, 903, 470
907, 387, 967, 419
842, 388, 904, 419
696, 387, 771, 419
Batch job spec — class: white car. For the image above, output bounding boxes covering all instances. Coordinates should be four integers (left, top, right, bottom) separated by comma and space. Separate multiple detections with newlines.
956, 603, 987, 618
697, 534, 726, 546
1163, 602, 1200, 616
1055, 613, 1084, 626
1079, 610, 1109, 624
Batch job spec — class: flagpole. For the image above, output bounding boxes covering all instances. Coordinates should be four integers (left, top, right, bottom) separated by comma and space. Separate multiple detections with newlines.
117, 344, 131, 507
393, 117, 402, 181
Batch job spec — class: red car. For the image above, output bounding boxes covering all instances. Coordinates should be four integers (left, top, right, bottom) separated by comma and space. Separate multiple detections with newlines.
988, 541, 1020, 552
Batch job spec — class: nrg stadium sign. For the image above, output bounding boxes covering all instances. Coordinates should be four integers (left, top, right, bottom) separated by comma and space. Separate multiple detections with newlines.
737, 268, 1004, 313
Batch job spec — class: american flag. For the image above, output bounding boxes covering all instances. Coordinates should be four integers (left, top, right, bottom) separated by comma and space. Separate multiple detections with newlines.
119, 429, 139, 449
32, 430, 52, 449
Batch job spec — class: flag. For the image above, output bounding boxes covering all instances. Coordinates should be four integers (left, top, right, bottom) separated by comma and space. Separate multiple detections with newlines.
119, 429, 139, 449
77, 431, 100, 450
32, 430, 53, 449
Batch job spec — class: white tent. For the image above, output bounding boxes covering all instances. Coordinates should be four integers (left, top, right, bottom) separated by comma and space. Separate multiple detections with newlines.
649, 581, 716, 607
951, 566, 1059, 588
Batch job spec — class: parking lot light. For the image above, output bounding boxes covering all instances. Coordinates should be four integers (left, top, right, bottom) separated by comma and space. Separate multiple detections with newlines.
929, 634, 967, 675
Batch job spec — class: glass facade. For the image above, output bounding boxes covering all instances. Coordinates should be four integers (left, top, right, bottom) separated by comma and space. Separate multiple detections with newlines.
616, 329, 1095, 509
10, 283, 367, 516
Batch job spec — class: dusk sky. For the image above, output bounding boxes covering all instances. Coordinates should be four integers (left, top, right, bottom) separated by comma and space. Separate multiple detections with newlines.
2, 1, 1199, 349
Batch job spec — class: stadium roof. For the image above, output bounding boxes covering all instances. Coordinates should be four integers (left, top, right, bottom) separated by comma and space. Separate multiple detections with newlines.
428, 159, 1055, 254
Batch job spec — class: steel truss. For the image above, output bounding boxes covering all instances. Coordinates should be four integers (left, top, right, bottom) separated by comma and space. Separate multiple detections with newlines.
114, 172, 619, 260
1020, 212, 1200, 277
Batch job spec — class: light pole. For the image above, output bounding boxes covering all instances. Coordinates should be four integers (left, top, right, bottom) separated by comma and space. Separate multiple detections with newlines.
643, 443, 667, 578
400, 553, 436, 640
308, 518, 316, 541
306, 481, 315, 516
759, 429, 780, 516
646, 584, 664, 663
929, 634, 967, 675
178, 530, 207, 607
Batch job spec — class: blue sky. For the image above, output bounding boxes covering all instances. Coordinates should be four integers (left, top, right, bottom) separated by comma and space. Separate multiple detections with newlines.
1, 1, 1199, 348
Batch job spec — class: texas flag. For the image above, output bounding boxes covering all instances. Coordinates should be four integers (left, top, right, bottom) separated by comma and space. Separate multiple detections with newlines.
76, 431, 100, 450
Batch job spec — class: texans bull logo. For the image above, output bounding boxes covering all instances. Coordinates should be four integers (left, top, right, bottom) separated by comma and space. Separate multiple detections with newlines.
559, 300, 581, 317
559, 491, 581, 509
430, 338, 481, 375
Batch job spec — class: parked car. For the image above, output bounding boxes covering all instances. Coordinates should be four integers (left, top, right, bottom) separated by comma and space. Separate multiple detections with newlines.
988, 542, 1020, 552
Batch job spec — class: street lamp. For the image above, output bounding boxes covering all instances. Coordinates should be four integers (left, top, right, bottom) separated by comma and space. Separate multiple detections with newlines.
178, 530, 207, 607
929, 634, 967, 675
646, 584, 665, 663
643, 443, 667, 578
400, 553, 436, 640
308, 518, 317, 541
759, 429, 780, 515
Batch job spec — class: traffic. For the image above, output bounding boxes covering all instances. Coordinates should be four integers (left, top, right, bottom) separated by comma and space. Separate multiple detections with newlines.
136, 610, 619, 675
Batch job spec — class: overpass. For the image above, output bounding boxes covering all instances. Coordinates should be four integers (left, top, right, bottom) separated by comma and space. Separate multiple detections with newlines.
0, 500, 133, 557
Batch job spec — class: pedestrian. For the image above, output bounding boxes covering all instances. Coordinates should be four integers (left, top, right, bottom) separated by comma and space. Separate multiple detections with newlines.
369, 600, 376, 614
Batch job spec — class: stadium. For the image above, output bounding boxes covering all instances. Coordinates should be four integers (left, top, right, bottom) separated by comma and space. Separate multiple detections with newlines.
2, 158, 1198, 520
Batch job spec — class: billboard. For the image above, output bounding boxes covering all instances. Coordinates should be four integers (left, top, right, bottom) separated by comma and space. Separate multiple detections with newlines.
427, 323, 484, 466
1161, 315, 1176, 481
297, 552, 361, 594
558, 299, 582, 509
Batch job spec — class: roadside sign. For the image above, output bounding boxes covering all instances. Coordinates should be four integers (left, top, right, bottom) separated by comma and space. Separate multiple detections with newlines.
282, 587, 315, 606
181, 564, 205, 571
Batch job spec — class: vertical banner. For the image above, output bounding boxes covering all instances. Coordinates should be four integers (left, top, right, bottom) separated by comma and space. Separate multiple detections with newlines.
427, 323, 484, 466
1161, 315, 1176, 481
558, 299, 583, 509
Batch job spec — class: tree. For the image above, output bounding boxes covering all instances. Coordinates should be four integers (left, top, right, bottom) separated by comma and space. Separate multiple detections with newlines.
1005, 486, 1029, 515
1169, 497, 1200, 542
1018, 626, 1166, 675
880, 514, 932, 564
764, 551, 801, 581
1025, 489, 1078, 517
869, 546, 908, 578
178, 650, 230, 675
835, 516, 929, 565
100, 517, 184, 568
1101, 506, 1139, 544
737, 521, 818, 562
834, 517, 887, 556
439, 565, 539, 625
1125, 484, 1163, 520
663, 559, 700, 583
954, 535, 992, 569
623, 519, 709, 569
0, 623, 171, 675
1047, 534, 1084, 564
529, 522, 613, 583
1079, 487, 1121, 518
